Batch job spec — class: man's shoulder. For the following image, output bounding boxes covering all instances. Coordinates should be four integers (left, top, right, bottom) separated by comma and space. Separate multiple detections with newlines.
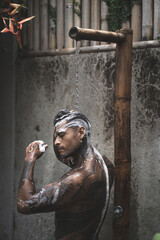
59, 167, 87, 185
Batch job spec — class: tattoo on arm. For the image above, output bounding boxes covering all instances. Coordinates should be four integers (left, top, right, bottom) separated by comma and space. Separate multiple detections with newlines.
27, 144, 37, 153
19, 160, 34, 188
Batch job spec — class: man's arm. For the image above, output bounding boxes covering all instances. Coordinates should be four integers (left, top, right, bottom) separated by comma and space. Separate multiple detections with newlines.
17, 142, 90, 214
17, 141, 48, 213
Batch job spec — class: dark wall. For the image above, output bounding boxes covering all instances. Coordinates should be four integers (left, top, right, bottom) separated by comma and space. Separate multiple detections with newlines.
0, 34, 17, 240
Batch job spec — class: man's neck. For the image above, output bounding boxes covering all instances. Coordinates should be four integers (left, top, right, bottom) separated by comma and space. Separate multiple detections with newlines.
71, 139, 92, 168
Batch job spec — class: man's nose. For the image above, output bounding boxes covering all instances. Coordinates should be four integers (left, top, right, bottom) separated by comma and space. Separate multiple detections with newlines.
54, 136, 61, 146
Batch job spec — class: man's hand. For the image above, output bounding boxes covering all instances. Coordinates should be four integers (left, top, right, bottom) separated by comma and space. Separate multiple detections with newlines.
25, 140, 48, 162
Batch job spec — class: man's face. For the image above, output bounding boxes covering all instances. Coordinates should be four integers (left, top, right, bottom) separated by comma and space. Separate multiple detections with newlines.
53, 120, 83, 162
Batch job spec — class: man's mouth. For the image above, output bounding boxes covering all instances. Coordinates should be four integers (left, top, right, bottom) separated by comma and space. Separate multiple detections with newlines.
57, 147, 65, 152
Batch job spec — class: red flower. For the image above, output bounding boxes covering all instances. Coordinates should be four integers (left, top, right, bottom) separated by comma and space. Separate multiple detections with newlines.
0, 2, 35, 48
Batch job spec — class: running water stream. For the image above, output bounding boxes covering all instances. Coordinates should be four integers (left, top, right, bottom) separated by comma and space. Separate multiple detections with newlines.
75, 41, 80, 110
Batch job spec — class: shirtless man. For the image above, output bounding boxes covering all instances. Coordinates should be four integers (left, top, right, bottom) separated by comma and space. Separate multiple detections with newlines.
17, 109, 114, 240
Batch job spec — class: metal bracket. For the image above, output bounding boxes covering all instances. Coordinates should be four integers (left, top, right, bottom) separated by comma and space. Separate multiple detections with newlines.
113, 205, 123, 218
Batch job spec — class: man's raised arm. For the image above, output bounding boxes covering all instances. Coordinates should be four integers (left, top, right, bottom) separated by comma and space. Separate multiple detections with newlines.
17, 141, 48, 213
17, 141, 87, 214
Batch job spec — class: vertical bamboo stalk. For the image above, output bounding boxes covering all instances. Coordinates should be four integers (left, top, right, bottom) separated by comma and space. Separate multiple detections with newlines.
27, 0, 34, 50
82, 0, 91, 46
49, 0, 56, 49
64, 0, 74, 48
91, 0, 100, 46
131, 4, 142, 42
100, 0, 108, 45
153, 0, 160, 40
142, 0, 153, 40
57, 0, 64, 49
40, 0, 48, 50
113, 29, 133, 240
33, 0, 40, 51
73, 0, 81, 47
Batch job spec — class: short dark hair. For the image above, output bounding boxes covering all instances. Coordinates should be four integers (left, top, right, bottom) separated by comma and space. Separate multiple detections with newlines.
53, 109, 91, 135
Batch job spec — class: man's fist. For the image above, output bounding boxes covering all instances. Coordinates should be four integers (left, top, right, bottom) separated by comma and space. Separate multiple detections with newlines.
25, 140, 48, 161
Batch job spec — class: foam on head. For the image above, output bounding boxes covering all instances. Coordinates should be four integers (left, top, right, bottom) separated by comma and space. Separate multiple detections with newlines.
53, 109, 91, 138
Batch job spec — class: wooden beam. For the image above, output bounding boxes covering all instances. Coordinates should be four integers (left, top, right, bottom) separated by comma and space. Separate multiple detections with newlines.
113, 28, 133, 240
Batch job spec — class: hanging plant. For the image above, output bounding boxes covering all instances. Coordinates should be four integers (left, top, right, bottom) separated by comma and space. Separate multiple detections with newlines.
73, 0, 81, 18
49, 4, 56, 25
0, 0, 35, 48
102, 0, 141, 32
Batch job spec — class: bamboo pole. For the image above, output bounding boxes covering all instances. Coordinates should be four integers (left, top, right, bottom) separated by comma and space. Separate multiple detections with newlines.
153, 0, 160, 40
69, 27, 125, 43
73, 0, 81, 47
131, 4, 142, 42
57, 0, 64, 49
142, 0, 153, 40
81, 0, 91, 46
49, 0, 56, 49
91, 0, 100, 46
64, 0, 74, 48
100, 0, 108, 45
33, 0, 40, 51
40, 0, 48, 50
22, 40, 160, 57
113, 29, 133, 240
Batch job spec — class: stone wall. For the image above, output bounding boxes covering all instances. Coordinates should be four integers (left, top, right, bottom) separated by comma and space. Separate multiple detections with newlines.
130, 48, 160, 240
1, 46, 160, 240
14, 51, 116, 240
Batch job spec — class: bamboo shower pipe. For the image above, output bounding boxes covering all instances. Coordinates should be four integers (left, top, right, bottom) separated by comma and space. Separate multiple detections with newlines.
69, 26, 133, 240
69, 26, 125, 43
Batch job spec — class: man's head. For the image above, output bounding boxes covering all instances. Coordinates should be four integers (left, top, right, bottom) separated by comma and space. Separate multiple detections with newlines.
53, 109, 91, 165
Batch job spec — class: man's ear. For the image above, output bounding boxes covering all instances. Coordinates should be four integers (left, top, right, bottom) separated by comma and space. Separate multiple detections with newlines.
78, 127, 85, 140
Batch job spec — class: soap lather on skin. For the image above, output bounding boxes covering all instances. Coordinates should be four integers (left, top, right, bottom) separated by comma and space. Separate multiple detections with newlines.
32, 140, 48, 152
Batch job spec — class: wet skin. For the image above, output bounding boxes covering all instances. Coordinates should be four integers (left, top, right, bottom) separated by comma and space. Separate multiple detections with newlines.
18, 121, 111, 240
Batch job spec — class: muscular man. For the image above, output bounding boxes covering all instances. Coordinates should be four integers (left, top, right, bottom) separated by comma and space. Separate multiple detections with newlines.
18, 109, 114, 240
